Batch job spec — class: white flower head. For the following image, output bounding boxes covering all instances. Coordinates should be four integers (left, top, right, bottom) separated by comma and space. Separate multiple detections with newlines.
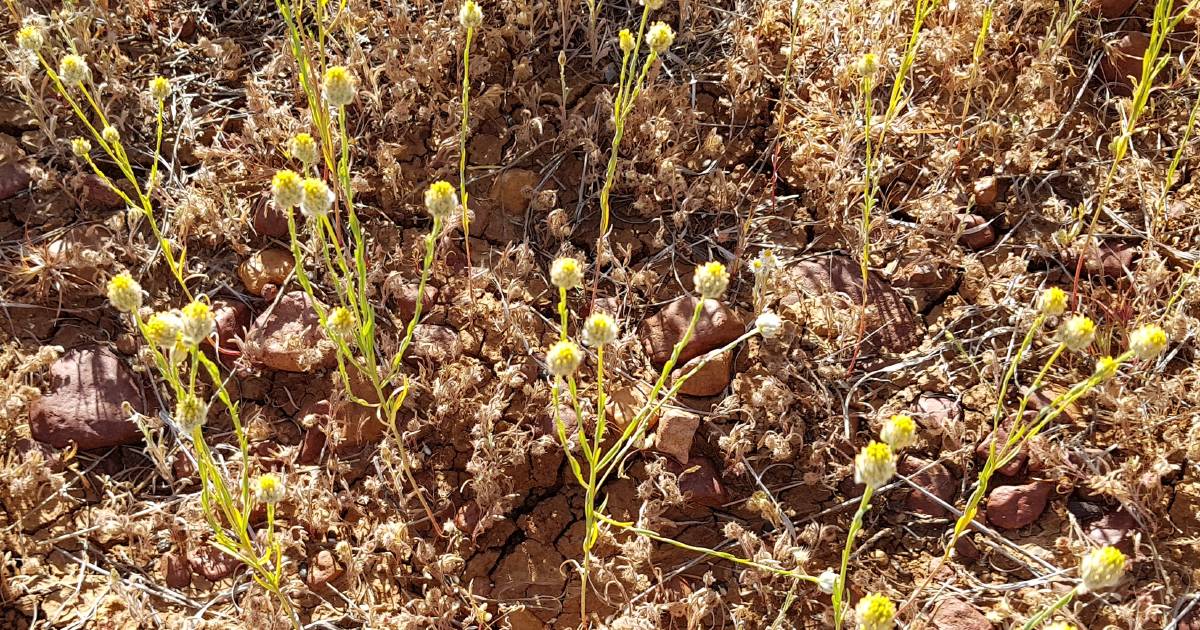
179, 301, 216, 348
101, 126, 120, 145
1058, 314, 1095, 352
424, 180, 459, 220
149, 76, 171, 101
854, 441, 896, 489
271, 170, 304, 209
755, 311, 783, 339
254, 473, 286, 504
582, 313, 618, 347
646, 21, 675, 55
880, 414, 916, 451
289, 133, 319, 166
458, 0, 483, 29
1128, 324, 1167, 361
693, 261, 729, 300
1038, 287, 1067, 316
546, 340, 582, 377
322, 66, 356, 107
550, 257, 584, 290
175, 394, 208, 434
855, 593, 895, 630
300, 177, 334, 218
817, 569, 838, 594
59, 54, 90, 84
1078, 545, 1126, 593
17, 26, 45, 51
106, 273, 143, 314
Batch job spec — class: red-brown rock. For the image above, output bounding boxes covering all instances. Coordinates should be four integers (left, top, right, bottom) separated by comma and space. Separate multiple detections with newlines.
0, 161, 32, 200
162, 552, 192, 589
306, 549, 343, 589
1087, 509, 1137, 553
667, 456, 727, 508
29, 347, 146, 450
252, 203, 292, 239
1101, 32, 1150, 95
672, 351, 732, 397
898, 456, 957, 517
972, 176, 1001, 207
406, 324, 462, 363
986, 481, 1053, 529
238, 248, 294, 297
958, 214, 996, 250
212, 299, 250, 354
640, 296, 745, 367
930, 597, 993, 630
654, 409, 699, 464
490, 168, 539, 216
1093, 0, 1137, 18
189, 544, 239, 582
244, 291, 336, 372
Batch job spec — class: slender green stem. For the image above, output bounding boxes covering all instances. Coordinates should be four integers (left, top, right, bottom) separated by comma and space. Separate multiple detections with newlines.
1020, 588, 1076, 630
832, 486, 874, 630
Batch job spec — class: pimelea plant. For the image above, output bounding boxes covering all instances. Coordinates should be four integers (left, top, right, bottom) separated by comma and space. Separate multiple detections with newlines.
270, 0, 447, 526
456, 0, 483, 274
545, 256, 825, 623
1020, 545, 1127, 629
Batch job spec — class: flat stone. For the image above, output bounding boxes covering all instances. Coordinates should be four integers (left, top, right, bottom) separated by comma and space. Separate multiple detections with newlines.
29, 347, 146, 450
244, 291, 336, 372
654, 409, 700, 464
672, 351, 731, 397
898, 455, 956, 517
640, 296, 745, 367
986, 481, 1053, 529
930, 597, 993, 630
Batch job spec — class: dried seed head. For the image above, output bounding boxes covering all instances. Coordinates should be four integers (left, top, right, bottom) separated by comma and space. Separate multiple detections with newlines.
755, 311, 783, 339
853, 441, 896, 489
1038, 286, 1067, 316
254, 473, 286, 504
271, 169, 304, 209
17, 26, 44, 51
582, 313, 618, 347
71, 137, 92, 157
289, 133, 319, 166
693, 261, 729, 300
458, 0, 483, 29
855, 53, 879, 78
646, 22, 674, 55
180, 301, 215, 347
550, 257, 584, 290
1128, 323, 1167, 361
880, 414, 916, 451
175, 394, 208, 434
750, 249, 778, 278
149, 76, 171, 101
546, 340, 582, 377
424, 180, 459, 220
855, 593, 895, 630
300, 177, 334, 218
59, 54, 90, 84
101, 126, 120, 145
106, 273, 142, 314
817, 569, 838, 594
1078, 545, 1125, 593
323, 66, 356, 106
1057, 315, 1095, 352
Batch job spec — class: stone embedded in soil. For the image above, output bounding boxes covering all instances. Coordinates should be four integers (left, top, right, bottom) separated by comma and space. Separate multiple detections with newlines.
490, 168, 539, 215
930, 597, 994, 630
306, 549, 343, 589
667, 455, 727, 508
654, 409, 700, 464
671, 351, 732, 397
29, 347, 147, 450
212, 299, 250, 353
238, 247, 295, 297
986, 481, 1053, 529
0, 161, 32, 200
1064, 240, 1136, 278
296, 426, 327, 465
958, 214, 996, 250
189, 544, 239, 582
384, 277, 438, 323
517, 494, 572, 544
1087, 509, 1138, 553
640, 296, 745, 367
244, 291, 336, 372
252, 203, 291, 239
976, 427, 1028, 478
917, 393, 962, 434
1102, 32, 1150, 94
162, 552, 191, 589
898, 455, 957, 517
74, 173, 125, 210
1094, 0, 1137, 19
779, 254, 921, 353
972, 176, 1002, 207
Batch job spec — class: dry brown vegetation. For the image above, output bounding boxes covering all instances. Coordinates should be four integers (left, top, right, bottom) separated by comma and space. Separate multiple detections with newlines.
2, 0, 1200, 628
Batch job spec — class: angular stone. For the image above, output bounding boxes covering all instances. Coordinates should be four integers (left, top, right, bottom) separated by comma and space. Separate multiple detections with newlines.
640, 296, 745, 367
244, 291, 336, 372
1101, 32, 1149, 95
29, 347, 146, 450
0, 161, 32, 200
898, 455, 956, 517
654, 409, 700, 464
189, 544, 238, 582
306, 549, 342, 589
672, 351, 731, 397
958, 214, 996, 250
986, 481, 1052, 529
162, 552, 191, 589
930, 597, 993, 630
667, 456, 727, 508
490, 168, 539, 216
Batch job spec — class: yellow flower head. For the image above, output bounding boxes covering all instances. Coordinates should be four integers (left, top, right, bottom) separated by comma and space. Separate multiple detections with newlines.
750, 249, 778, 279
323, 66, 356, 107
550, 257, 584, 290
1079, 545, 1125, 593
59, 54, 90, 84
175, 394, 208, 433
149, 76, 171, 101
854, 441, 896, 489
289, 132, 319, 166
1058, 314, 1095, 352
641, 0, 665, 11
1093, 355, 1119, 381
1043, 624, 1078, 630
145, 311, 184, 348
17, 26, 44, 51
106, 272, 142, 314
646, 21, 675, 55
458, 0, 483, 29
1128, 323, 1167, 361
855, 53, 879, 78
300, 177, 334, 218
180, 301, 215, 347
755, 311, 783, 339
271, 169, 303, 209
1038, 286, 1067, 316
619, 29, 635, 53
424, 180, 459, 220
880, 414, 916, 451
327, 306, 355, 338
582, 313, 618, 347
546, 340, 582, 377
101, 126, 120, 145
693, 261, 729, 300
855, 593, 896, 630
72, 137, 92, 157
254, 473, 286, 504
